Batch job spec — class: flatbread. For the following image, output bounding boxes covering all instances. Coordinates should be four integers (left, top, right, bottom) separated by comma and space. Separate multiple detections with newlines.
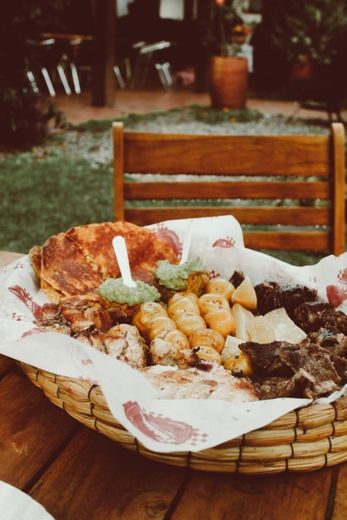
33, 222, 179, 301
67, 221, 178, 280
29, 245, 42, 279
41, 232, 104, 296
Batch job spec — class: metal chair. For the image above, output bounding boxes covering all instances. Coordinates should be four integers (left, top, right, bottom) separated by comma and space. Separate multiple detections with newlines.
130, 41, 175, 89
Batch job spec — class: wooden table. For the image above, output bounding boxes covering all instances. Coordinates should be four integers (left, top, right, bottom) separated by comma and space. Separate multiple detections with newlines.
1, 250, 347, 520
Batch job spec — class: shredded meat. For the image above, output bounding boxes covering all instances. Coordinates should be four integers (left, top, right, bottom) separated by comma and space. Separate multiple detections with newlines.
240, 339, 341, 399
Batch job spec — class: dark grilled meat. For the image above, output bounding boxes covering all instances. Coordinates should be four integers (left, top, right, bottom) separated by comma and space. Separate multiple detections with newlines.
240, 339, 341, 399
229, 271, 245, 288
254, 282, 318, 316
254, 282, 281, 315
292, 302, 333, 333
293, 302, 347, 335
279, 285, 318, 317
254, 370, 339, 400
308, 328, 347, 351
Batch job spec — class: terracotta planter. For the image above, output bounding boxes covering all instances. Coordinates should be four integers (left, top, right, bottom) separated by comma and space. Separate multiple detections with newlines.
209, 56, 248, 109
290, 58, 315, 81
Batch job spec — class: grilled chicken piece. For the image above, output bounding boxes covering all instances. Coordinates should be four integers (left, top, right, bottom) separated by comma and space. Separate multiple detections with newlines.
75, 324, 148, 368
141, 364, 258, 402
37, 292, 136, 334
150, 336, 196, 369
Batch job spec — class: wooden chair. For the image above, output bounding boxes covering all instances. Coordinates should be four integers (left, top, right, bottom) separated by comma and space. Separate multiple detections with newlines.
113, 122, 346, 255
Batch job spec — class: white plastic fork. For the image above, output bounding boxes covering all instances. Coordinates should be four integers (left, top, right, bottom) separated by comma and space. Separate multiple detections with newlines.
179, 219, 193, 265
112, 236, 137, 288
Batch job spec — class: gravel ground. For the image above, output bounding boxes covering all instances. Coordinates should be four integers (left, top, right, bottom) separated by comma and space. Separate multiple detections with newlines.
49, 107, 330, 166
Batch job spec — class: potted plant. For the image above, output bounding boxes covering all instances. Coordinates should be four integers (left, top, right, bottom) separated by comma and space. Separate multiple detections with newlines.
270, 0, 347, 113
204, 0, 252, 109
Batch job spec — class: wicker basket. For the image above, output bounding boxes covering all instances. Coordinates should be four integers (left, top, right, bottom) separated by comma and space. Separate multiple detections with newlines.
20, 361, 347, 475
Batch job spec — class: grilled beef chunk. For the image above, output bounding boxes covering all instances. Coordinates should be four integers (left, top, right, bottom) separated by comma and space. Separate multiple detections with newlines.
308, 328, 347, 352
293, 302, 347, 335
255, 282, 318, 316
254, 370, 339, 400
254, 282, 281, 314
229, 271, 245, 288
240, 340, 341, 399
292, 302, 333, 332
278, 286, 318, 317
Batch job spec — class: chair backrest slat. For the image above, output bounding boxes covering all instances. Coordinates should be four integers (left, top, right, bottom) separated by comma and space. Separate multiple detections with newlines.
331, 123, 346, 255
113, 122, 346, 255
125, 207, 328, 226
123, 132, 330, 176
124, 181, 329, 200
244, 231, 329, 251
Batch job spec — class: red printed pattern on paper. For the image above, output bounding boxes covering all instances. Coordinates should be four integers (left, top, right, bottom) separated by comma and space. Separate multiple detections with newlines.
154, 226, 182, 256
326, 284, 347, 307
212, 237, 235, 248
123, 400, 208, 445
337, 268, 347, 284
8, 285, 42, 319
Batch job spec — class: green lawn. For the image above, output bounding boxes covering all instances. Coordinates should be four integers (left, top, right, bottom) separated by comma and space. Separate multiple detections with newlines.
0, 106, 340, 265
0, 151, 113, 252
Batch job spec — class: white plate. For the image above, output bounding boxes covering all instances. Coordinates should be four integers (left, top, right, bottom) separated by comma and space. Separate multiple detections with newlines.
0, 481, 54, 520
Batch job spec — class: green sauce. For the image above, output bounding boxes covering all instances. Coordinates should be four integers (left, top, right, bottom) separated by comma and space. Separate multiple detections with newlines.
155, 258, 208, 290
97, 278, 160, 305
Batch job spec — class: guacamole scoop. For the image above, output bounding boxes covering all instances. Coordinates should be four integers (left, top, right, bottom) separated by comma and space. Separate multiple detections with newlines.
155, 257, 208, 291
97, 277, 160, 305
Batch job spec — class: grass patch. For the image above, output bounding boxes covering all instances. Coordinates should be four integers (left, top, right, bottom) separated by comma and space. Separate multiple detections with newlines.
0, 151, 113, 252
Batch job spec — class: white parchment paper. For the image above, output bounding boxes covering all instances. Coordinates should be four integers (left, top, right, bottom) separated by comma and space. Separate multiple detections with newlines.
1, 216, 346, 453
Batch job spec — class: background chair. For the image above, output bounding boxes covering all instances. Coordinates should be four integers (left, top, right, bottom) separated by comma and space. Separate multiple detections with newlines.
113, 122, 345, 256
129, 41, 175, 89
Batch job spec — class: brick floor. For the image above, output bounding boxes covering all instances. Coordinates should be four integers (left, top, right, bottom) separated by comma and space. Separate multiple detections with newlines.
54, 88, 347, 125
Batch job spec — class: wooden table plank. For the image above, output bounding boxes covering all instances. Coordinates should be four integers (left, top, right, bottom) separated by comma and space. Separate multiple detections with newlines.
0, 354, 15, 378
170, 469, 333, 520
0, 369, 79, 489
332, 463, 347, 519
29, 428, 189, 520
0, 251, 23, 267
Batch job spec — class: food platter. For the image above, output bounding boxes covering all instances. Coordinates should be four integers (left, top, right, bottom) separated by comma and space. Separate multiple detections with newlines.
2, 217, 347, 474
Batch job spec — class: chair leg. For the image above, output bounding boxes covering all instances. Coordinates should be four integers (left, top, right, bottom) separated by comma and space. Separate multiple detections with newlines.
124, 57, 132, 81
56, 64, 72, 95
26, 70, 39, 93
41, 67, 56, 96
70, 62, 81, 94
155, 63, 168, 88
130, 53, 152, 89
113, 66, 126, 89
161, 62, 174, 87
155, 62, 174, 89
